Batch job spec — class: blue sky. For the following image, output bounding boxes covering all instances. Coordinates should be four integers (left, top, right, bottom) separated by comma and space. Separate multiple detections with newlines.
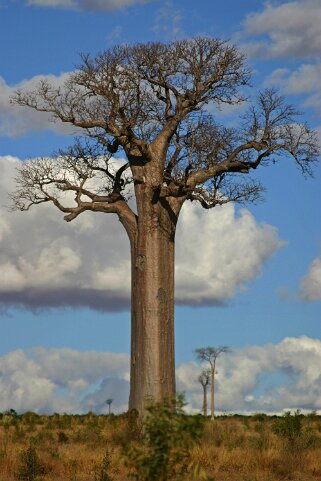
0, 0, 320, 415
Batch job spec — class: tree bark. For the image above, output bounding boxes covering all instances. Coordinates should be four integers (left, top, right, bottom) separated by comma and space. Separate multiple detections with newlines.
211, 361, 216, 420
203, 385, 208, 417
128, 187, 177, 415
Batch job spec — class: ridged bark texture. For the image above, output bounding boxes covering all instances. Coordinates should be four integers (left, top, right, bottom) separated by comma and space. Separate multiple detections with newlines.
129, 187, 176, 415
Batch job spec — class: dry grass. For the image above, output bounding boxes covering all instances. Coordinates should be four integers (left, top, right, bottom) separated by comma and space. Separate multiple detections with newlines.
1, 411, 321, 480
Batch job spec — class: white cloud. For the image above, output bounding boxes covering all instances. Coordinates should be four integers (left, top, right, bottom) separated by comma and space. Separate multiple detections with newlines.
274, 62, 321, 94
266, 64, 321, 95
264, 62, 321, 120
0, 215, 10, 242
176, 203, 283, 305
1, 243, 82, 291
240, 0, 321, 59
0, 350, 60, 413
152, 1, 184, 40
299, 255, 321, 301
81, 378, 129, 413
28, 0, 75, 7
26, 0, 152, 11
0, 74, 77, 138
106, 25, 123, 45
0, 156, 282, 310
1, 336, 321, 414
0, 348, 129, 413
178, 336, 321, 414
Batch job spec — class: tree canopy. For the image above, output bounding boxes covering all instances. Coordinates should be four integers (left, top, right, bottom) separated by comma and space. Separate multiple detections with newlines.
11, 37, 318, 227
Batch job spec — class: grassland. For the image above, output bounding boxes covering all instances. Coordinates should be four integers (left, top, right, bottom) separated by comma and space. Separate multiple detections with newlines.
1, 409, 321, 481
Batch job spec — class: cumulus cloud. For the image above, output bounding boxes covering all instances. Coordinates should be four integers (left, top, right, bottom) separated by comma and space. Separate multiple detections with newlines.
178, 336, 321, 414
1, 336, 321, 414
0, 348, 129, 413
152, 1, 184, 40
240, 0, 321, 59
176, 203, 282, 305
0, 74, 76, 137
0, 156, 282, 310
265, 64, 321, 95
299, 255, 321, 301
265, 63, 321, 120
81, 378, 129, 413
26, 0, 152, 11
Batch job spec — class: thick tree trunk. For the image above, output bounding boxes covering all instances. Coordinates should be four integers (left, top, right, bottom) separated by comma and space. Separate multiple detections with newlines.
128, 190, 177, 415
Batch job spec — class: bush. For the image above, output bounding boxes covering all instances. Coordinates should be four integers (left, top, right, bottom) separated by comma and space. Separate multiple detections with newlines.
58, 431, 69, 443
252, 413, 268, 423
272, 410, 307, 472
125, 393, 205, 481
16, 446, 45, 481
93, 449, 115, 481
273, 410, 302, 441
111, 410, 140, 446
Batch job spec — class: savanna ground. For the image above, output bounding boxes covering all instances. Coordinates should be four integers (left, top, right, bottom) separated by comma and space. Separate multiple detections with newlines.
1, 404, 321, 481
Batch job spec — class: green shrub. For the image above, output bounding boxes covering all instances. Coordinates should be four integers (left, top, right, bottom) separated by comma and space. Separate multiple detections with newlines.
58, 431, 69, 443
93, 449, 115, 481
273, 410, 302, 441
16, 445, 45, 481
252, 413, 268, 423
125, 393, 205, 481
111, 410, 140, 446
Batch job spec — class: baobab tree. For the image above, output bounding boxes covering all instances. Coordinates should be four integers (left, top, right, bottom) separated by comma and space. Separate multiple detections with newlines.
10, 37, 318, 416
195, 346, 230, 419
198, 369, 211, 417
106, 398, 113, 415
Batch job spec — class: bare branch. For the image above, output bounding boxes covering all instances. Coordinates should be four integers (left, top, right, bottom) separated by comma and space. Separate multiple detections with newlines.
10, 140, 137, 242
195, 346, 230, 366
157, 90, 319, 208
11, 40, 319, 221
198, 368, 211, 387
187, 177, 265, 209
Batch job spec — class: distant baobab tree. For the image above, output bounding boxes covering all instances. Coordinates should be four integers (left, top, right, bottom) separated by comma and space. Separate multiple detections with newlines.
11, 37, 319, 417
198, 368, 211, 417
195, 346, 230, 420
106, 398, 113, 415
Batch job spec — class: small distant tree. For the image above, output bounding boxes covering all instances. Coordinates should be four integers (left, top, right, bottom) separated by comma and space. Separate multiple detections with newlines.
195, 346, 230, 420
198, 369, 211, 417
106, 399, 113, 415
